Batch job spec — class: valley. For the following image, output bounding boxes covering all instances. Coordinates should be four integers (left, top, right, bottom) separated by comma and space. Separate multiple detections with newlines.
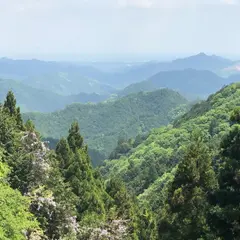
1, 53, 239, 114
23, 88, 188, 165
1, 53, 240, 240
1, 2, 240, 238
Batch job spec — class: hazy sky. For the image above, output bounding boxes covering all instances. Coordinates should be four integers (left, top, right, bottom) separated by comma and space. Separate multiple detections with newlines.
0, 0, 240, 60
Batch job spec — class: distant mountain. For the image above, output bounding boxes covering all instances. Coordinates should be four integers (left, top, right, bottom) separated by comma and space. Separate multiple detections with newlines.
0, 58, 115, 95
0, 58, 104, 79
0, 79, 110, 112
0, 54, 234, 91
214, 61, 240, 77
102, 53, 234, 88
23, 72, 115, 95
119, 69, 228, 99
23, 89, 189, 164
171, 53, 233, 71
79, 61, 142, 73
226, 73, 240, 84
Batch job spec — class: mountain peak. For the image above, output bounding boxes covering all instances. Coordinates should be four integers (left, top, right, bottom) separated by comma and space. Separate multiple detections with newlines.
172, 53, 233, 68
196, 52, 207, 57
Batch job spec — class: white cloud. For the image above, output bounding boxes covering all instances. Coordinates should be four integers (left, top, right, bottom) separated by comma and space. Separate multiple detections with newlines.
1, 0, 239, 13
116, 0, 240, 9
221, 0, 240, 4
117, 0, 153, 8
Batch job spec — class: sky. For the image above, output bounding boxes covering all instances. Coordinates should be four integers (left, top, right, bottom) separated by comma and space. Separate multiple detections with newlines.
0, 0, 240, 60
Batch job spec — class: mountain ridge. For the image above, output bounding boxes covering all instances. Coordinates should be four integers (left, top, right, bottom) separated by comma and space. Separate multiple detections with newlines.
119, 68, 231, 99
101, 82, 240, 197
23, 88, 189, 164
0, 53, 235, 90
0, 78, 110, 112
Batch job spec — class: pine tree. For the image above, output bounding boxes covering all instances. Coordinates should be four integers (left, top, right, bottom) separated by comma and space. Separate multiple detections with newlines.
3, 92, 24, 131
67, 122, 83, 152
66, 147, 106, 221
0, 103, 19, 154
57, 123, 107, 223
56, 138, 73, 176
3, 91, 17, 116
158, 131, 217, 239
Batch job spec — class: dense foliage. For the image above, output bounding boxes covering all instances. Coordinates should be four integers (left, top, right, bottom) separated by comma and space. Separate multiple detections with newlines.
23, 88, 188, 163
0, 151, 41, 240
102, 83, 240, 238
0, 91, 156, 239
103, 83, 240, 193
2, 80, 240, 239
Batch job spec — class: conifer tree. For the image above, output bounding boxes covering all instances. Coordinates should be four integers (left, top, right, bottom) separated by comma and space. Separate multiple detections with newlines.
67, 122, 83, 152
3, 92, 24, 131
3, 90, 17, 116
56, 138, 73, 176
58, 123, 106, 222
158, 131, 217, 239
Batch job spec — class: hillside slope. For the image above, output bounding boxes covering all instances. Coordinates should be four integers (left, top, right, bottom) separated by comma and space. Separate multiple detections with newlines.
0, 58, 116, 95
23, 72, 115, 96
119, 69, 229, 99
101, 83, 240, 198
0, 79, 110, 112
0, 57, 104, 79
0, 91, 154, 240
23, 89, 188, 160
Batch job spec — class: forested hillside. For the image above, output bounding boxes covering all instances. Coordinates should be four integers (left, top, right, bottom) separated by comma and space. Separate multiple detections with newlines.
102, 83, 240, 194
1, 81, 240, 239
0, 54, 237, 114
101, 82, 240, 238
0, 91, 156, 239
2, 0, 240, 236
23, 89, 188, 164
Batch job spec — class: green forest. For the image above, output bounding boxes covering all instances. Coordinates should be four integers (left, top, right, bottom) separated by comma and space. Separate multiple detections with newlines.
1, 81, 240, 239
23, 88, 188, 165
1, 0, 240, 237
